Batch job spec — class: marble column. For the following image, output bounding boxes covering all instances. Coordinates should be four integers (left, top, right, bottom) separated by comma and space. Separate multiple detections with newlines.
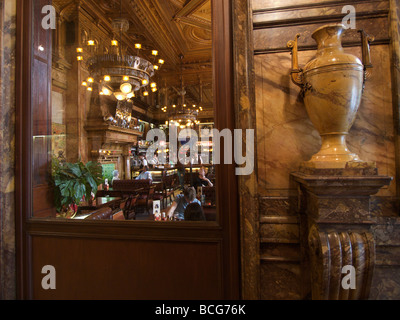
123, 145, 131, 180
390, 0, 400, 198
0, 0, 16, 300
232, 0, 260, 299
291, 165, 392, 300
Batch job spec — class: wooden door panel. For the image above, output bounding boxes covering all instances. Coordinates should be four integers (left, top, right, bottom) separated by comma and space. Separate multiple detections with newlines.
31, 235, 222, 300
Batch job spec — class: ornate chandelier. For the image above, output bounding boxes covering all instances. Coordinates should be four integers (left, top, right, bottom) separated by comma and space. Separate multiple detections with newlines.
161, 56, 202, 128
77, 3, 164, 101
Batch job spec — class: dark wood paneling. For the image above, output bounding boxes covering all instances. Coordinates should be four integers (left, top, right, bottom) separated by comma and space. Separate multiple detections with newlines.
32, 235, 222, 300
212, 0, 241, 299
32, 0, 53, 218
32, 59, 50, 136
33, 0, 51, 61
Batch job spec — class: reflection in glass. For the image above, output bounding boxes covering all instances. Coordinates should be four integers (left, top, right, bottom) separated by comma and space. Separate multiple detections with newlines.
31, 0, 215, 221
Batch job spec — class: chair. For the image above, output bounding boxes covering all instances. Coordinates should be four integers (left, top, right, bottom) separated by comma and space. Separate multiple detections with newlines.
153, 182, 165, 208
135, 185, 156, 215
172, 174, 180, 191
202, 186, 216, 205
162, 175, 175, 207
112, 209, 125, 220
123, 194, 139, 220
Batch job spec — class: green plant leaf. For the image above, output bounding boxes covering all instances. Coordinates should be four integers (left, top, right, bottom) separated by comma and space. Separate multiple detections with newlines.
73, 182, 86, 204
68, 163, 82, 178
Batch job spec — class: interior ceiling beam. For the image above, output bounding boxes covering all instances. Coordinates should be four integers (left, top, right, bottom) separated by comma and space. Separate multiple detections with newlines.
174, 16, 211, 31
173, 0, 209, 19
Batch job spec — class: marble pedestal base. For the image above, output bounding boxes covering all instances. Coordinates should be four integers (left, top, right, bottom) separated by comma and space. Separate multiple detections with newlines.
291, 166, 392, 300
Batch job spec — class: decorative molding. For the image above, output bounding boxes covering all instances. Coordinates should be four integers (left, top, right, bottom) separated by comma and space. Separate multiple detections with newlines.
254, 39, 391, 55
252, 0, 387, 14
308, 227, 375, 300
174, 0, 209, 19
253, 10, 389, 29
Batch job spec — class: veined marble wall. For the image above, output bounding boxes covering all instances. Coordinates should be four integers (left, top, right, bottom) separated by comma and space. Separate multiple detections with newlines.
251, 0, 400, 299
0, 0, 16, 300
255, 45, 396, 196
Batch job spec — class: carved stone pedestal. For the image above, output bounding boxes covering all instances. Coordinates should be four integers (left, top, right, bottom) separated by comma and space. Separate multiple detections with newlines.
291, 165, 392, 300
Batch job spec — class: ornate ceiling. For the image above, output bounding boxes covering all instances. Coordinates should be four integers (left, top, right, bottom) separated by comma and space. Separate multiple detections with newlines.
53, 0, 213, 113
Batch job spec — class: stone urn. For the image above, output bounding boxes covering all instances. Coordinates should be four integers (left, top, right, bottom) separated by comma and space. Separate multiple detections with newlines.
287, 24, 374, 168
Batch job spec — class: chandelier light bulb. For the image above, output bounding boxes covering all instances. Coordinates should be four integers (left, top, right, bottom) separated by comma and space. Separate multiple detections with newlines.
120, 82, 132, 94
123, 76, 129, 81
150, 82, 157, 88
101, 87, 112, 96
87, 87, 93, 92
111, 40, 118, 46
77, 56, 83, 61
76, 47, 83, 53
158, 59, 164, 65
104, 75, 111, 82
152, 87, 158, 92
81, 81, 88, 87
142, 79, 148, 86
87, 40, 95, 46
114, 92, 125, 101
152, 50, 158, 56
135, 43, 142, 49
127, 92, 135, 99
154, 65, 159, 70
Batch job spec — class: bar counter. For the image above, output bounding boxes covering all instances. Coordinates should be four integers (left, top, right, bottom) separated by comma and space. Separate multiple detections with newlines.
131, 164, 215, 182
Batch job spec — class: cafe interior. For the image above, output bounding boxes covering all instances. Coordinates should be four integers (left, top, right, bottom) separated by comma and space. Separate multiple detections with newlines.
35, 0, 217, 222
3, 0, 400, 301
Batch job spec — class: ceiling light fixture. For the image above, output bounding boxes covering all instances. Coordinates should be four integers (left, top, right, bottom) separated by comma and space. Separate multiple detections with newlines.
79, 0, 164, 101
165, 55, 200, 127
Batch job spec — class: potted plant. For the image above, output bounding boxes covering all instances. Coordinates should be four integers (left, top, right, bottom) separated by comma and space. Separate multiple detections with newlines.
51, 157, 104, 218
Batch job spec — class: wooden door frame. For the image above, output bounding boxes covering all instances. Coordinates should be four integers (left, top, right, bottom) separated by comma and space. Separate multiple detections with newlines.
15, 0, 240, 299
